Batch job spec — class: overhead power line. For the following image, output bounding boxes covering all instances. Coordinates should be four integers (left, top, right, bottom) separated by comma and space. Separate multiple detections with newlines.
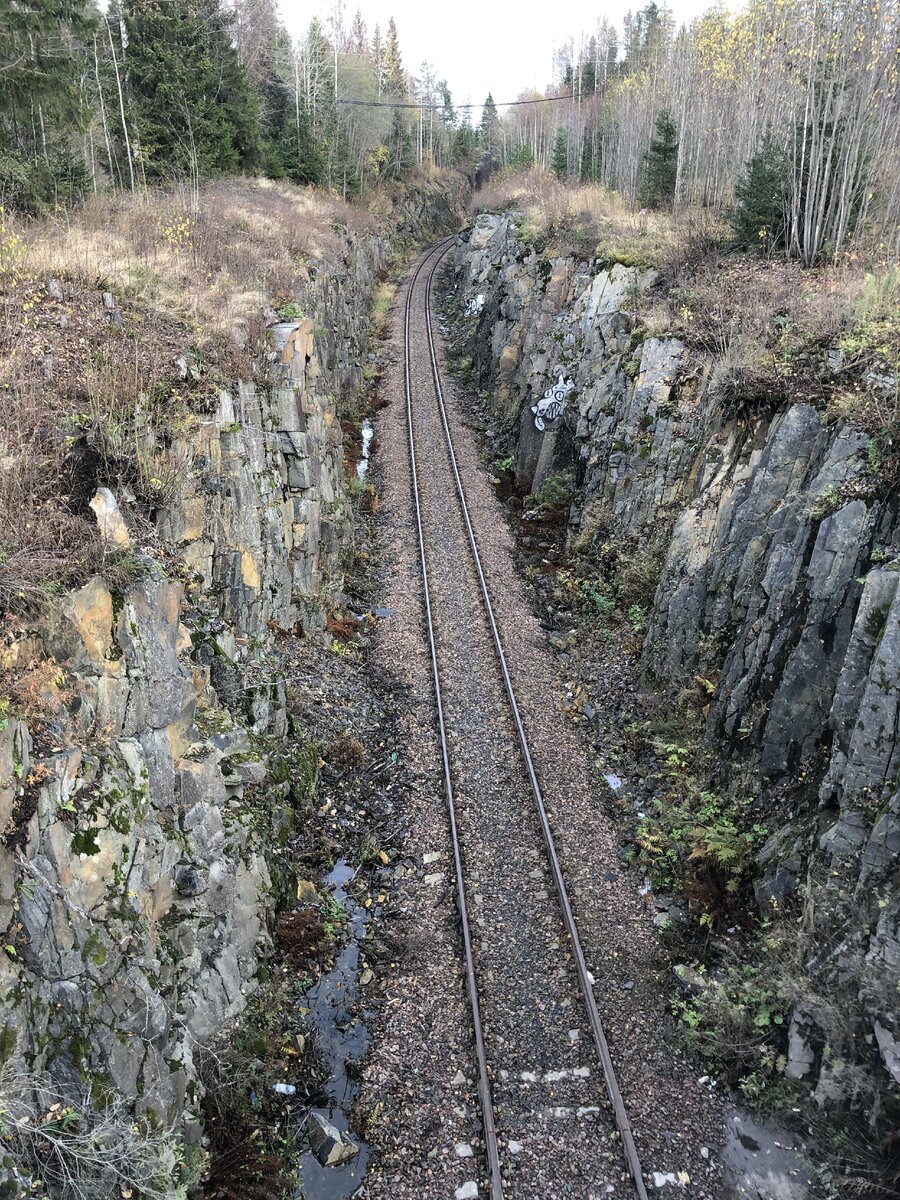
335, 94, 572, 110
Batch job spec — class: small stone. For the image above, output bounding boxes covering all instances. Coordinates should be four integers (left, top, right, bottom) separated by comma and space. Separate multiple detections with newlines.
296, 879, 320, 904
700, 1146, 710, 1160
88, 487, 131, 548
452, 1070, 467, 1086
308, 1112, 359, 1167
455, 1184, 478, 1200
508, 1140, 523, 1154
423, 851, 441, 864
424, 872, 443, 885
674, 964, 708, 994
175, 865, 207, 897
454, 1143, 474, 1158
623, 980, 634, 991
359, 968, 374, 986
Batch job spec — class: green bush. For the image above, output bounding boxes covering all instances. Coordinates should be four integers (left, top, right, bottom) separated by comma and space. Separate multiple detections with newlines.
527, 470, 575, 517
634, 734, 764, 908
0, 148, 89, 214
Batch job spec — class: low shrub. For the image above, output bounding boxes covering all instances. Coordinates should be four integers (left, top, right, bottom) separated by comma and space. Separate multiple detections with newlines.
525, 469, 575, 519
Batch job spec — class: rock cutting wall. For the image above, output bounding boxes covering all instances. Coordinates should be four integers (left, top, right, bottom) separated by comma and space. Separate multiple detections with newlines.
0, 182, 464, 1151
450, 213, 900, 1116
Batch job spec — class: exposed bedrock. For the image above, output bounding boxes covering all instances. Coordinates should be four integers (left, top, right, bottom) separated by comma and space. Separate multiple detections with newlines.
450, 212, 900, 1118
0, 182, 464, 1147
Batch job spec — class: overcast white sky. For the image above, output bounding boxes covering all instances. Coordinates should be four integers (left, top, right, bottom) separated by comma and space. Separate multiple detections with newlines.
278, 0, 717, 116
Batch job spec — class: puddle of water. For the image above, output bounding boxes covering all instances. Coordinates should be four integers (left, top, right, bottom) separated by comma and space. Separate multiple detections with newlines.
295, 860, 370, 1199
721, 1108, 813, 1199
297, 1109, 370, 1200
356, 420, 374, 478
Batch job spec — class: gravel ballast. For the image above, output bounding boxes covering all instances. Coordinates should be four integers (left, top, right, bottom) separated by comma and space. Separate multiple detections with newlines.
355, 247, 726, 1200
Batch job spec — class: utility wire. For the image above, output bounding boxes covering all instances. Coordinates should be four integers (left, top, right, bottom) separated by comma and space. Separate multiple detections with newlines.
335, 94, 571, 110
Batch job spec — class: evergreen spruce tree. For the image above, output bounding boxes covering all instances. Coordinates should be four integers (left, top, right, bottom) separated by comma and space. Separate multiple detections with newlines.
282, 94, 323, 186
552, 126, 569, 179
381, 18, 410, 177
349, 11, 367, 56
237, 4, 295, 179
451, 116, 478, 165
580, 126, 601, 182
123, 0, 261, 179
440, 82, 456, 129
508, 142, 535, 170
371, 25, 384, 96
580, 42, 598, 97
479, 94, 501, 162
0, 0, 96, 207
383, 19, 406, 97
732, 134, 789, 252
639, 108, 678, 207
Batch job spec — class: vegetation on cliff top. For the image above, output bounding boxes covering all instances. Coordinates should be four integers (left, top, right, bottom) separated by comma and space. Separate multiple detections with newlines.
474, 0, 898, 266
0, 172, 452, 618
0, 0, 478, 214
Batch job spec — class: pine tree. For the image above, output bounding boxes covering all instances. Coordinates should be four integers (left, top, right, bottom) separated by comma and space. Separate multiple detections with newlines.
123, 0, 261, 180
552, 126, 569, 179
640, 108, 678, 208
732, 134, 789, 252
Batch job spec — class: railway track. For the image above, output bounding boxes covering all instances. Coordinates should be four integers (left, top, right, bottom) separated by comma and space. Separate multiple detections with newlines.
401, 238, 650, 1200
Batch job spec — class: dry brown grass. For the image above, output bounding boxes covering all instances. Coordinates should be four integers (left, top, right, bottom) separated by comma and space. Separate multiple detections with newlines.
0, 176, 400, 617
473, 166, 727, 267
12, 177, 378, 347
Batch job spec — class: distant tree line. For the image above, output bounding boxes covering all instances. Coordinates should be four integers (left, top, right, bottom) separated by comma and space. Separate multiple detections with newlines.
0, 0, 480, 211
489, 0, 900, 263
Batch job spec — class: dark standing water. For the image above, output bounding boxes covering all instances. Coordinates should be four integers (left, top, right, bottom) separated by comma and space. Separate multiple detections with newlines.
295, 861, 371, 1199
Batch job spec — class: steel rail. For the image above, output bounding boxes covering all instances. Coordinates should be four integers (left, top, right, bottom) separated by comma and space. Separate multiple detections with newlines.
402, 236, 505, 1200
420, 242, 651, 1200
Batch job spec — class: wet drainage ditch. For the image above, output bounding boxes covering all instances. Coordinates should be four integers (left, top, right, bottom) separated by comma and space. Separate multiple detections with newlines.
296, 860, 371, 1199
356, 419, 374, 478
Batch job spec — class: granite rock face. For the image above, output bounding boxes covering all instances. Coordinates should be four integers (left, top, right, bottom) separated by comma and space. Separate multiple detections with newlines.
0, 184, 464, 1156
450, 214, 899, 1115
